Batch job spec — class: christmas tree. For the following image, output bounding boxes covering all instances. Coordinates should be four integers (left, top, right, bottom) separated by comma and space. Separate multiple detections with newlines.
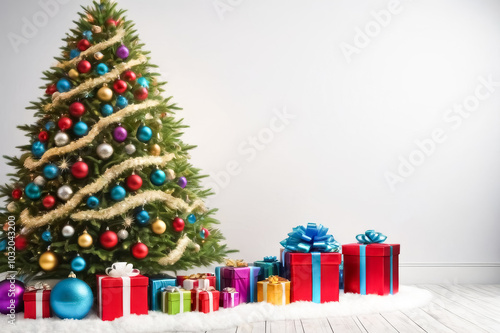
0, 0, 232, 285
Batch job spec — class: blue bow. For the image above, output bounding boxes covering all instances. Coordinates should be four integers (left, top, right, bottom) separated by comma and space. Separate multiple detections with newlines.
280, 223, 340, 253
264, 256, 278, 262
356, 230, 387, 244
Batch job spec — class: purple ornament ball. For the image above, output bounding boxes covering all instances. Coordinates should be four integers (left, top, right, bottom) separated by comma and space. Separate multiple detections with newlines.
0, 279, 25, 314
178, 176, 187, 189
116, 45, 129, 59
113, 126, 128, 143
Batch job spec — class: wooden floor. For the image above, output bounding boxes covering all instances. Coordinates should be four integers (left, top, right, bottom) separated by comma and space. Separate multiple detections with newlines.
179, 285, 500, 333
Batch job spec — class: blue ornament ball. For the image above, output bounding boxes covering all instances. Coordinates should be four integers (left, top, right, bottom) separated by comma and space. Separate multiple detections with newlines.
73, 121, 88, 136
50, 277, 93, 320
137, 77, 149, 88
110, 185, 126, 201
45, 121, 56, 131
135, 210, 150, 226
0, 239, 7, 251
136, 125, 153, 142
43, 164, 60, 179
96, 63, 109, 76
101, 103, 114, 117
41, 230, 52, 243
31, 141, 46, 158
187, 214, 197, 224
69, 49, 80, 59
86, 196, 99, 209
25, 183, 42, 200
56, 78, 72, 93
82, 30, 92, 41
71, 256, 86, 272
115, 96, 128, 109
150, 169, 166, 186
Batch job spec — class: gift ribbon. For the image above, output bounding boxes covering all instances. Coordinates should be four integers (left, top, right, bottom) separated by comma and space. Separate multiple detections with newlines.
223, 287, 237, 308
26, 281, 52, 317
99, 262, 140, 318
26, 282, 51, 292
249, 266, 258, 302
358, 244, 394, 295
195, 287, 215, 312
215, 267, 221, 291
225, 259, 248, 267
263, 256, 278, 262
280, 223, 340, 253
356, 230, 387, 244
311, 252, 321, 303
162, 286, 185, 313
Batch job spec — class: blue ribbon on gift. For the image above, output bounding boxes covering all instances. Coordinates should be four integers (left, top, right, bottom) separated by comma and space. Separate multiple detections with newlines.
356, 230, 387, 244
263, 256, 278, 262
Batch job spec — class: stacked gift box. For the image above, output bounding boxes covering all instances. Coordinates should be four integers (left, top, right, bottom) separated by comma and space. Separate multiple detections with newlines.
17, 225, 399, 321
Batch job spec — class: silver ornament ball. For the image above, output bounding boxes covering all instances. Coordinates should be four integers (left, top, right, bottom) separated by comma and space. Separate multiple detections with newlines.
61, 224, 75, 238
57, 185, 73, 201
97, 143, 114, 160
117, 229, 129, 240
124, 144, 136, 155
54, 132, 70, 147
33, 175, 46, 187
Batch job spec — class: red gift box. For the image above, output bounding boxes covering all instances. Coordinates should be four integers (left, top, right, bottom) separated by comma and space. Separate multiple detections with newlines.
342, 243, 400, 296
23, 290, 51, 319
177, 274, 216, 290
96, 274, 149, 321
283, 251, 341, 303
191, 288, 220, 313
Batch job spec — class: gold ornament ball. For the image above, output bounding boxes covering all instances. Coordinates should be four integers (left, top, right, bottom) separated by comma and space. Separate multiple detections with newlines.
94, 52, 104, 60
68, 69, 79, 79
97, 86, 113, 102
150, 144, 161, 156
78, 230, 93, 248
151, 219, 167, 234
86, 13, 94, 23
39, 250, 58, 271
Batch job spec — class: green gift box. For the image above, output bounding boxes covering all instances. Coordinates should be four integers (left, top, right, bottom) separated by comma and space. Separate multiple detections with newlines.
162, 287, 191, 315
254, 256, 281, 281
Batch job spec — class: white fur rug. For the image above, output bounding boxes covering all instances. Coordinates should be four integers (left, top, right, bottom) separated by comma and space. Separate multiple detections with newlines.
5, 286, 431, 333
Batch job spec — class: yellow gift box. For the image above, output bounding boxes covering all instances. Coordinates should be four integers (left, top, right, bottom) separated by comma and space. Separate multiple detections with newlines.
257, 275, 290, 305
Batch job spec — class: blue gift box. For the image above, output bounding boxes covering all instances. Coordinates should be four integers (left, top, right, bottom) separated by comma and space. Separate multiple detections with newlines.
148, 274, 177, 311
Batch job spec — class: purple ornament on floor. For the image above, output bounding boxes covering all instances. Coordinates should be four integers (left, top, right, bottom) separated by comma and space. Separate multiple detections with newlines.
0, 279, 25, 314
178, 176, 187, 189
113, 125, 128, 143
116, 45, 129, 59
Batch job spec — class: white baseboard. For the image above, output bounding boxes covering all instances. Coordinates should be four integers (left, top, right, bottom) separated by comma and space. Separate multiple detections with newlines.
400, 263, 500, 284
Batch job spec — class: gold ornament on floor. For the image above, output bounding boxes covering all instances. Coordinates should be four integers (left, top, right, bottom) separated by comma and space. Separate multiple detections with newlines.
94, 52, 104, 60
39, 250, 58, 271
78, 230, 93, 248
150, 144, 161, 156
151, 219, 166, 234
68, 69, 79, 79
97, 85, 113, 102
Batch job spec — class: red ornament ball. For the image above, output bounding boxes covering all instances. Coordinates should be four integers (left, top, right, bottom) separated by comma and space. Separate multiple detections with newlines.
77, 60, 92, 73
38, 131, 49, 142
69, 102, 86, 117
42, 195, 56, 209
134, 87, 149, 101
45, 84, 57, 95
15, 235, 28, 251
106, 18, 117, 26
58, 117, 73, 131
71, 161, 89, 179
77, 39, 91, 51
131, 242, 148, 259
200, 227, 210, 239
126, 174, 143, 191
113, 80, 128, 94
100, 230, 118, 250
172, 217, 185, 232
123, 70, 136, 82
12, 188, 22, 200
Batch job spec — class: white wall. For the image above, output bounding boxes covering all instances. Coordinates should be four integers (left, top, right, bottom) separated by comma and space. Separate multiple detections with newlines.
1, 0, 499, 283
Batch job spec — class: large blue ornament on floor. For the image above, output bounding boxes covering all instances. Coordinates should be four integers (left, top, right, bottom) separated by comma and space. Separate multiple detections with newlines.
150, 169, 166, 186
50, 277, 93, 320
136, 125, 153, 142
135, 210, 150, 226
25, 182, 41, 200
31, 141, 46, 158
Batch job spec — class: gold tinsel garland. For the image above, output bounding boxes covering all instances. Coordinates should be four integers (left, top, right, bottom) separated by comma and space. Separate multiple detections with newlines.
20, 154, 175, 228
24, 99, 160, 170
158, 235, 193, 266
56, 28, 126, 69
70, 190, 206, 221
45, 54, 148, 111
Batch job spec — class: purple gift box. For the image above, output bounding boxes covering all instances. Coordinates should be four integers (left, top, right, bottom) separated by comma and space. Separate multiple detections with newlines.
220, 266, 260, 303
222, 288, 240, 308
